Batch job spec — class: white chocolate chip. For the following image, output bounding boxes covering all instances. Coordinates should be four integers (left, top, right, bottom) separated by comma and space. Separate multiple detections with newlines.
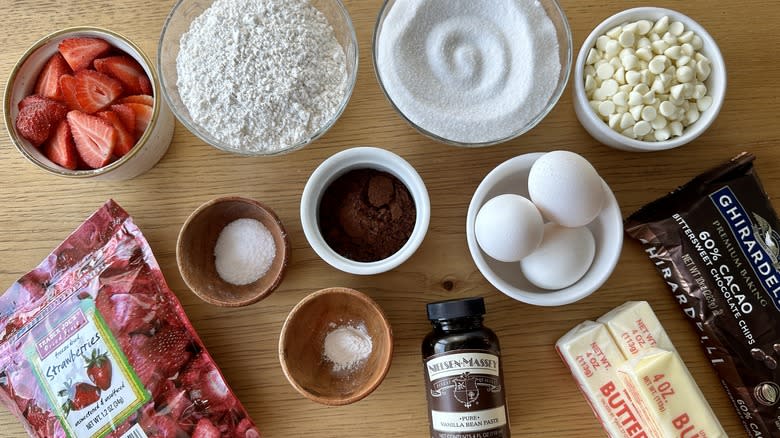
676, 65, 695, 83
697, 95, 713, 111
651, 115, 668, 130
628, 91, 643, 106
619, 30, 635, 48
692, 35, 703, 50
606, 25, 623, 39
654, 128, 671, 141
626, 70, 642, 85
634, 120, 652, 136
642, 91, 656, 105
620, 112, 636, 130
651, 40, 669, 55
621, 54, 640, 70
635, 47, 653, 61
605, 40, 621, 57
630, 105, 644, 121
669, 83, 685, 100
670, 121, 683, 136
586, 48, 600, 65
597, 63, 615, 80
623, 22, 639, 34
681, 43, 694, 57
694, 84, 707, 100
662, 32, 677, 46
669, 21, 685, 36
614, 67, 626, 84
598, 100, 616, 116
659, 101, 677, 118
596, 35, 611, 52
676, 55, 691, 67
609, 113, 621, 129
622, 127, 637, 138
613, 91, 628, 107
637, 37, 652, 48
686, 107, 700, 125
664, 45, 682, 60
636, 20, 653, 35
601, 79, 619, 96
641, 105, 657, 121
653, 16, 670, 34
585, 75, 597, 92
648, 56, 667, 74
678, 30, 694, 44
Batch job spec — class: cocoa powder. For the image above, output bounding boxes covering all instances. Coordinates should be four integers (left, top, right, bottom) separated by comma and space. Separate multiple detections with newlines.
319, 169, 416, 262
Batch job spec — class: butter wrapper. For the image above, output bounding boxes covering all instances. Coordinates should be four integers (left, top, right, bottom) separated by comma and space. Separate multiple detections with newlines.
557, 321, 655, 438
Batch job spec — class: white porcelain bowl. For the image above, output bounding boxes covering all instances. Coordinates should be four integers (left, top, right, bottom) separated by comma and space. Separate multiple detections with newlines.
300, 147, 430, 275
4, 27, 174, 180
573, 7, 726, 152
466, 153, 623, 306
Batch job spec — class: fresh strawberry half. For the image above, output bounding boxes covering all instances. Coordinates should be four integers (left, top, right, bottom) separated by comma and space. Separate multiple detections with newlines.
58, 37, 110, 71
15, 97, 68, 146
97, 111, 135, 157
94, 56, 152, 95
71, 70, 123, 114
67, 110, 116, 169
59, 74, 85, 112
43, 120, 77, 169
34, 53, 71, 100
118, 94, 153, 106
84, 349, 112, 391
18, 95, 53, 111
109, 104, 136, 134
124, 103, 152, 139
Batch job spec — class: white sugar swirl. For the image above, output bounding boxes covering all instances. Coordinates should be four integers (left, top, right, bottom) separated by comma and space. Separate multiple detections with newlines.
376, 0, 561, 144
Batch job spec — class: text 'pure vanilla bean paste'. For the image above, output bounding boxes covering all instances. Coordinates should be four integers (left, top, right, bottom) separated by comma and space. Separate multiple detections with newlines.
625, 152, 780, 437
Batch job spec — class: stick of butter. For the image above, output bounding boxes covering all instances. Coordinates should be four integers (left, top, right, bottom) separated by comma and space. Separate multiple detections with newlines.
598, 301, 676, 357
618, 348, 726, 438
556, 321, 658, 437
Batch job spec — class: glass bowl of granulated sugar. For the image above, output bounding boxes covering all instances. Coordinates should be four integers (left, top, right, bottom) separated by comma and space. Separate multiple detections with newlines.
373, 0, 572, 147
158, 0, 358, 155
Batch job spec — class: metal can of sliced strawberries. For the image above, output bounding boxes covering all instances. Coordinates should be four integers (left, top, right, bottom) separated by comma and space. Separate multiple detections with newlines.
4, 27, 174, 180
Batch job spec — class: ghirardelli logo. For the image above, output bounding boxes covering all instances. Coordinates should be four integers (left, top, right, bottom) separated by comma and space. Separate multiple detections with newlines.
430, 371, 502, 409
753, 213, 780, 270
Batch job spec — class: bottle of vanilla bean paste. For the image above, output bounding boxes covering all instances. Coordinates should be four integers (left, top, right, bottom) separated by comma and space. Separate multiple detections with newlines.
422, 297, 510, 438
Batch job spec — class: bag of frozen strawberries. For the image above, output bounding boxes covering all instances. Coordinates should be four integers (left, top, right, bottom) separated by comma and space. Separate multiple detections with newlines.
0, 200, 260, 438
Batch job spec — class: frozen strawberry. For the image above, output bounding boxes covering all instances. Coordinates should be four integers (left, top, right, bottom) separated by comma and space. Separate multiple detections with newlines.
58, 37, 110, 71
67, 110, 116, 169
43, 120, 77, 170
180, 353, 236, 414
18, 95, 51, 111
234, 418, 260, 438
118, 94, 154, 106
192, 418, 220, 438
35, 53, 71, 100
71, 70, 124, 114
110, 104, 136, 134
95, 56, 152, 95
124, 103, 153, 139
98, 110, 135, 157
85, 349, 112, 390
15, 97, 67, 146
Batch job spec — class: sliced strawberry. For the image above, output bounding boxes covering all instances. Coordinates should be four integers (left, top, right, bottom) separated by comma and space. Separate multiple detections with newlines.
59, 74, 84, 112
124, 103, 152, 139
94, 56, 152, 95
15, 97, 67, 146
109, 104, 136, 134
58, 37, 110, 71
71, 70, 123, 114
97, 111, 135, 157
43, 120, 77, 169
117, 94, 153, 106
34, 53, 71, 100
67, 110, 116, 168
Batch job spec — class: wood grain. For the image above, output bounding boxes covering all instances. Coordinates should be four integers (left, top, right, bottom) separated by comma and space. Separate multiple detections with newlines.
0, 0, 776, 436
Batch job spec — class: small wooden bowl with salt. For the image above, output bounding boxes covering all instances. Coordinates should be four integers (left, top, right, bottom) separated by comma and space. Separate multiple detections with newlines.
176, 196, 290, 307
279, 287, 394, 406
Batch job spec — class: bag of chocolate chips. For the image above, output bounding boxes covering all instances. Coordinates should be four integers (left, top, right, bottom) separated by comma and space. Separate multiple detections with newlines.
626, 152, 780, 437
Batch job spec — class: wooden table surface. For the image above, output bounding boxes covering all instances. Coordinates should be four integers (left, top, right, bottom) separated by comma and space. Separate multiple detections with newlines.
1, 0, 778, 436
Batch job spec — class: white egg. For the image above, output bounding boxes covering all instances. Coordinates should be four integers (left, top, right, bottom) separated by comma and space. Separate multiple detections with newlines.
520, 223, 596, 290
475, 194, 544, 262
528, 151, 606, 228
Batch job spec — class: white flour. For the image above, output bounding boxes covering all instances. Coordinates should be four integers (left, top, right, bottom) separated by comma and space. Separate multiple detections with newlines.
177, 0, 348, 153
375, 0, 561, 144
323, 324, 372, 372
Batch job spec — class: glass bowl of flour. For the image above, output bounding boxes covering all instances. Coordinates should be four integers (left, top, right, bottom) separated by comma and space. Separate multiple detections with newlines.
373, 0, 572, 147
158, 0, 358, 155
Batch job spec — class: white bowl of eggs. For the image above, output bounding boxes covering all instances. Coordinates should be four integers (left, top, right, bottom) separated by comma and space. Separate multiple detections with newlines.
466, 151, 623, 306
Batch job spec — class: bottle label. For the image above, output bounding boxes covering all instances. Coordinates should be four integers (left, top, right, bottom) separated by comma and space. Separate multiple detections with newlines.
424, 350, 510, 437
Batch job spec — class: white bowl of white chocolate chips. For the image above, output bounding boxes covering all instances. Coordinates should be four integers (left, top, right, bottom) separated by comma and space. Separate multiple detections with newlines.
573, 7, 726, 151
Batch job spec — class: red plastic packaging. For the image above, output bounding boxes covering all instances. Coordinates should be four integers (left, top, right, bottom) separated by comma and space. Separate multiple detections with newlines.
0, 200, 260, 438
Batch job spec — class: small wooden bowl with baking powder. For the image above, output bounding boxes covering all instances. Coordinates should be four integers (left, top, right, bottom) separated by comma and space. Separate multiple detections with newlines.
278, 287, 394, 406
176, 196, 290, 307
